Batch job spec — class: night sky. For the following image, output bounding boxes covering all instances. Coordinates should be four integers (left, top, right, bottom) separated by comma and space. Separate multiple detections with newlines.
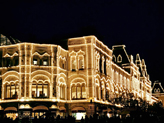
0, 0, 164, 86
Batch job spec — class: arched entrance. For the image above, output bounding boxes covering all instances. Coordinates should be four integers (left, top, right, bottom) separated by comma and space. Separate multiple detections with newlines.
71, 107, 86, 120
59, 107, 66, 117
19, 104, 32, 119
4, 107, 18, 120
49, 105, 58, 118
32, 105, 48, 119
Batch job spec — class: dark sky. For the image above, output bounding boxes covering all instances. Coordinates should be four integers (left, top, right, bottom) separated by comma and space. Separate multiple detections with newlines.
0, 0, 164, 86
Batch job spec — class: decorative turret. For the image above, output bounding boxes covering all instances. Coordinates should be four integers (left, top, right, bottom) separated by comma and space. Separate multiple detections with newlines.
135, 54, 141, 65
152, 80, 164, 94
112, 45, 130, 66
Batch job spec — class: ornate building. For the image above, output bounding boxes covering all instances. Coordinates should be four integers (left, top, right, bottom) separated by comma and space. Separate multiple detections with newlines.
0, 34, 157, 120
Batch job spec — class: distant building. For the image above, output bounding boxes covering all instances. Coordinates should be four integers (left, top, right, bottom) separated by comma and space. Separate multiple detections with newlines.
0, 34, 158, 120
152, 81, 164, 106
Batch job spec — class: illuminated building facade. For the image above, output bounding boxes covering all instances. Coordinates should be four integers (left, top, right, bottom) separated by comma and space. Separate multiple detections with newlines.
0, 34, 157, 119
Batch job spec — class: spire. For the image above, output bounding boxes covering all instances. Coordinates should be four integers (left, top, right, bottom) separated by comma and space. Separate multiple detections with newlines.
130, 55, 134, 63
136, 54, 140, 60
135, 54, 141, 65
142, 59, 146, 68
141, 59, 147, 76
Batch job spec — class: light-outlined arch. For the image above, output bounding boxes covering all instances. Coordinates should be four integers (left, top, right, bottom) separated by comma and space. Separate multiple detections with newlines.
70, 104, 87, 113
58, 77, 66, 83
95, 78, 100, 85
3, 75, 19, 84
31, 70, 51, 79
2, 71, 19, 78
57, 77, 66, 100
3, 71, 19, 100
56, 75, 66, 84
94, 74, 101, 80
117, 54, 122, 63
71, 106, 86, 113
77, 49, 85, 55
32, 74, 50, 83
70, 77, 86, 86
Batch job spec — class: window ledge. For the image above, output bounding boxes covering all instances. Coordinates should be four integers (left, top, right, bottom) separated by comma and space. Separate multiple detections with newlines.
79, 68, 84, 70
72, 98, 86, 100
32, 97, 49, 99
72, 69, 76, 72
4, 97, 18, 100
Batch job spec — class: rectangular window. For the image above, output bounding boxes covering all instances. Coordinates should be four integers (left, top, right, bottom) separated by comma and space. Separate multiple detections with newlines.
43, 84, 48, 97
37, 84, 42, 97
72, 86, 76, 99
82, 86, 86, 98
79, 58, 84, 70
11, 85, 15, 98
72, 60, 76, 70
96, 86, 99, 99
60, 86, 65, 99
32, 85, 36, 97
60, 86, 63, 99
33, 59, 37, 65
71, 56, 76, 71
77, 86, 81, 98
62, 86, 65, 99
7, 86, 10, 98
43, 61, 48, 66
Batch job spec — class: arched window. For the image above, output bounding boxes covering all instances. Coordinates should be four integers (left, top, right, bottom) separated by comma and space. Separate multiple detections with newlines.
79, 56, 84, 70
15, 83, 19, 97
72, 85, 76, 99
106, 90, 110, 101
60, 84, 65, 99
100, 82, 105, 100
59, 57, 66, 69
104, 58, 106, 75
82, 83, 86, 98
102, 56, 105, 73
96, 86, 99, 100
117, 54, 122, 63
62, 60, 66, 69
43, 82, 49, 97
71, 83, 86, 100
71, 56, 76, 71
154, 88, 156, 93
37, 82, 43, 97
157, 88, 160, 93
32, 82, 37, 97
102, 88, 105, 100
32, 82, 49, 98
6, 83, 10, 98
5, 83, 18, 99
99, 57, 102, 73
77, 84, 81, 99
105, 83, 110, 101
11, 83, 15, 97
